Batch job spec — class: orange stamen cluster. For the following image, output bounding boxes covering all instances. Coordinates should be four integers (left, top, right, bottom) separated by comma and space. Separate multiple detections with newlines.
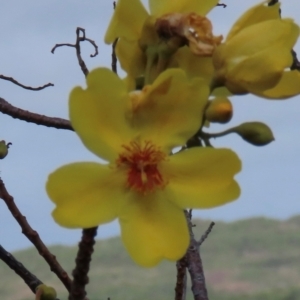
117, 141, 167, 193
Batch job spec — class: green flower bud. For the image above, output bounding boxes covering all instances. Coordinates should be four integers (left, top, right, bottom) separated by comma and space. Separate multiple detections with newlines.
233, 122, 275, 146
0, 141, 11, 159
35, 284, 57, 300
205, 97, 233, 124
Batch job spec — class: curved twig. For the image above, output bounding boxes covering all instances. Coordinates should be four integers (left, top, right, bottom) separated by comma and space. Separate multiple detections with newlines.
0, 74, 53, 91
216, 3, 227, 8
0, 98, 73, 131
51, 27, 98, 77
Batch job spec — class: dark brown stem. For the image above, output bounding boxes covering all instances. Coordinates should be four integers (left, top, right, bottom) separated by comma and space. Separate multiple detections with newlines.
216, 3, 227, 8
175, 255, 187, 300
69, 227, 98, 300
51, 27, 98, 77
0, 75, 53, 91
268, 0, 278, 5
185, 210, 212, 300
0, 244, 42, 294
0, 178, 72, 293
0, 97, 73, 131
0, 245, 61, 300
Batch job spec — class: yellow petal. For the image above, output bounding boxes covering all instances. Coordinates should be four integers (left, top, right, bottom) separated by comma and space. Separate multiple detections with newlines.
119, 191, 189, 267
226, 1, 280, 41
222, 19, 299, 59
228, 46, 292, 92
171, 47, 214, 84
162, 147, 241, 208
253, 70, 300, 99
105, 0, 149, 43
46, 162, 126, 228
129, 69, 209, 152
213, 19, 299, 94
116, 38, 146, 78
170, 47, 231, 96
149, 0, 219, 17
70, 68, 135, 162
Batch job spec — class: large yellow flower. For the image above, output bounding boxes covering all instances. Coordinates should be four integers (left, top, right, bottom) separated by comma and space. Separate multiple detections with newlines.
212, 1, 300, 98
105, 0, 220, 84
46, 68, 241, 267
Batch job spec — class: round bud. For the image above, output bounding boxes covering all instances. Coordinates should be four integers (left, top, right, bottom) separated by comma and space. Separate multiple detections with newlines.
0, 141, 9, 159
234, 122, 274, 146
205, 97, 233, 123
35, 284, 57, 300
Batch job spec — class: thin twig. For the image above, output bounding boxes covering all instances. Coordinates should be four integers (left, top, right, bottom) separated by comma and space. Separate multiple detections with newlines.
69, 227, 98, 300
185, 210, 210, 300
51, 27, 98, 77
197, 222, 215, 247
216, 3, 227, 8
0, 178, 72, 293
111, 38, 118, 74
0, 98, 73, 131
111, 2, 118, 74
0, 75, 53, 91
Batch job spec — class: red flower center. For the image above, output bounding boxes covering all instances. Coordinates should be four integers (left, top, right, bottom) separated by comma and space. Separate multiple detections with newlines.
116, 141, 167, 193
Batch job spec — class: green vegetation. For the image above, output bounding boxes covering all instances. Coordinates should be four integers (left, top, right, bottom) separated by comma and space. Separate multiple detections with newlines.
1, 216, 300, 300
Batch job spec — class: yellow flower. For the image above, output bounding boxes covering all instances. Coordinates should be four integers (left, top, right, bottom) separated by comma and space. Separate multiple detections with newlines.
104, 0, 220, 83
212, 2, 300, 98
46, 68, 241, 267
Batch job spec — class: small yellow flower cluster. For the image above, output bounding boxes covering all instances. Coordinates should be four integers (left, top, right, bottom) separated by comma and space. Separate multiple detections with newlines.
46, 0, 300, 267
212, 2, 300, 98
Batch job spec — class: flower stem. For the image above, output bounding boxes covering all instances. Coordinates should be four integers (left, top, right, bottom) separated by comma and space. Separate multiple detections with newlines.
69, 227, 98, 300
185, 210, 209, 300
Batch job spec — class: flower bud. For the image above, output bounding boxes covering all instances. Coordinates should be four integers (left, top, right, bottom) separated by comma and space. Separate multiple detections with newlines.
35, 284, 57, 300
0, 141, 9, 159
205, 97, 233, 124
233, 122, 274, 146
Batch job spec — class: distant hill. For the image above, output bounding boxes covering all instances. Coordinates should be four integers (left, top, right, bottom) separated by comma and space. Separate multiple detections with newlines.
1, 216, 300, 300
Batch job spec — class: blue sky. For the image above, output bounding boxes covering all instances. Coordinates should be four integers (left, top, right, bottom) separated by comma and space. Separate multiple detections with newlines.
1, 0, 300, 251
